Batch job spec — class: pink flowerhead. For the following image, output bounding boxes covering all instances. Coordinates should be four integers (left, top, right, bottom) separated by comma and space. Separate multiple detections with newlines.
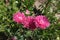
11, 36, 17, 40
13, 11, 26, 23
22, 16, 36, 30
35, 15, 50, 29
26, 10, 30, 15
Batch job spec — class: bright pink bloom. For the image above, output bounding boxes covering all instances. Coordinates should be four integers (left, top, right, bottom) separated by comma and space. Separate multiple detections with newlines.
35, 15, 50, 29
26, 10, 30, 15
13, 11, 26, 23
22, 16, 36, 30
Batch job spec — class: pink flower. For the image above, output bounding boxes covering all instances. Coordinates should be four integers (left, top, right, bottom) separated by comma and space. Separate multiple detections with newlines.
11, 36, 17, 40
22, 16, 36, 30
35, 15, 50, 29
25, 10, 30, 15
13, 11, 26, 23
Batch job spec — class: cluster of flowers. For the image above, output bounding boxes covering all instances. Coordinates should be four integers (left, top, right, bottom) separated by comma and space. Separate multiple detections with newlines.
13, 10, 50, 30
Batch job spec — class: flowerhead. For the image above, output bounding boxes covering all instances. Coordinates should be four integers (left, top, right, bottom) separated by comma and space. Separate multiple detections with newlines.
11, 36, 17, 40
13, 11, 26, 24
25, 10, 30, 15
35, 15, 50, 29
22, 16, 36, 30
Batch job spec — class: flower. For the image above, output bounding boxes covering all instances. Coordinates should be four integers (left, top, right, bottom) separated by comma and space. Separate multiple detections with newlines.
34, 15, 50, 29
11, 36, 17, 40
22, 16, 36, 30
25, 10, 30, 15
13, 11, 26, 23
